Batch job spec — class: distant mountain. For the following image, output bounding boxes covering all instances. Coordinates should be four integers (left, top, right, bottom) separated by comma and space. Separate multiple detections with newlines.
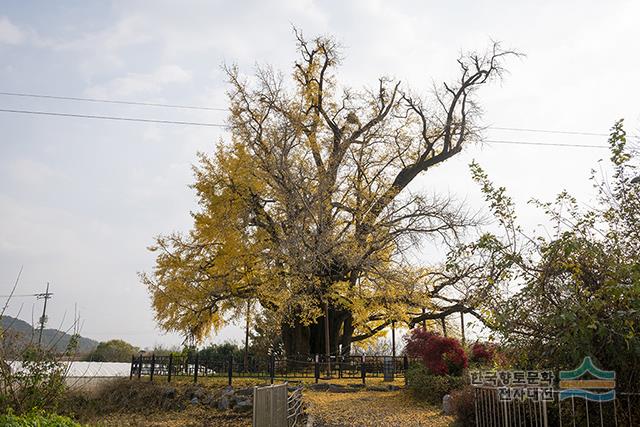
1, 315, 99, 355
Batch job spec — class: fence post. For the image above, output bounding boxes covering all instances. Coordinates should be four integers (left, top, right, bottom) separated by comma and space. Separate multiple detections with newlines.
403, 355, 409, 385
361, 355, 366, 384
269, 354, 275, 385
284, 356, 288, 378
314, 354, 320, 384
129, 355, 135, 380
338, 355, 343, 379
137, 354, 142, 379
150, 354, 155, 382
228, 354, 233, 386
194, 353, 199, 384
167, 354, 173, 383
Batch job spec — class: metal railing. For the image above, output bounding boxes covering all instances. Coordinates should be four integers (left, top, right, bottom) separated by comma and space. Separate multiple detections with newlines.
129, 353, 415, 385
287, 385, 304, 426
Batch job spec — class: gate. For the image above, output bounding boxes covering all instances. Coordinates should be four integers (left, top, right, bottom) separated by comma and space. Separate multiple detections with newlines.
253, 383, 303, 427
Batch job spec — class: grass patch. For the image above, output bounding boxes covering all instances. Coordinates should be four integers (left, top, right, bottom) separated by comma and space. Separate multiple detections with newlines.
0, 410, 82, 427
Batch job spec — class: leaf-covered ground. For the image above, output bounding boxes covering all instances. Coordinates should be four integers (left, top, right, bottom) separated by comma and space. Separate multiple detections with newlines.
305, 389, 454, 427
90, 405, 251, 426
73, 378, 452, 426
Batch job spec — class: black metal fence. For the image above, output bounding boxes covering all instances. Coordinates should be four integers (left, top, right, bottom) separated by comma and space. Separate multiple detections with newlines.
129, 353, 414, 385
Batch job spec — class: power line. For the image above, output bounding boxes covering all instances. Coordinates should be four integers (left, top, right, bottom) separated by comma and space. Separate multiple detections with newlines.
0, 90, 615, 138
0, 107, 613, 149
0, 293, 47, 298
485, 139, 608, 149
0, 108, 227, 127
489, 127, 608, 137
0, 91, 227, 111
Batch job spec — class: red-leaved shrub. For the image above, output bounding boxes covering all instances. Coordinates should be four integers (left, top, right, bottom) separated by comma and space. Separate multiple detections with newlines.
405, 328, 468, 376
469, 341, 495, 365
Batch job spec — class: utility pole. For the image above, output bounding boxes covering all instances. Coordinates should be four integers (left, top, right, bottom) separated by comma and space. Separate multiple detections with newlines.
37, 282, 53, 346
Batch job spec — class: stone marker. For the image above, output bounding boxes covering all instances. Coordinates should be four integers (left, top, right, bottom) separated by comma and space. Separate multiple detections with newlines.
383, 357, 394, 382
442, 394, 454, 415
217, 395, 230, 410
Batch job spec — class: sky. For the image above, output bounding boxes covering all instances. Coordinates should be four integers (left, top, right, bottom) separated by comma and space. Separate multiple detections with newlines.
1, 0, 639, 349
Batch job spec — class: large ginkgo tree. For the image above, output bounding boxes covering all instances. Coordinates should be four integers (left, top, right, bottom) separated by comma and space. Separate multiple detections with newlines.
141, 31, 518, 356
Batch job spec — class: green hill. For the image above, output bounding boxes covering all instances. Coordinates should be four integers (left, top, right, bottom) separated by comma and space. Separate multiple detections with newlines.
1, 315, 99, 355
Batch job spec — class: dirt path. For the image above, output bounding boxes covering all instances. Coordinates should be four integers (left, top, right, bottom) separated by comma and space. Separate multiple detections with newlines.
304, 389, 454, 427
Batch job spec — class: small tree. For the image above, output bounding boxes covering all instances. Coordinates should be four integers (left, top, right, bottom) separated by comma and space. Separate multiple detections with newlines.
197, 342, 244, 361
0, 271, 79, 414
469, 341, 495, 365
405, 328, 467, 376
468, 120, 640, 391
86, 340, 138, 363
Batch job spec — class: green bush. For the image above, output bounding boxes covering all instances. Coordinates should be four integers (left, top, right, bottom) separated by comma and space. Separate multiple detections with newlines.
85, 339, 138, 363
197, 341, 245, 362
0, 410, 81, 426
406, 363, 466, 404
0, 346, 67, 414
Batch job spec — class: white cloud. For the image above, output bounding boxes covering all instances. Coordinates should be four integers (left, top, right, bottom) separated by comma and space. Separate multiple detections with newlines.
0, 16, 25, 45
85, 64, 192, 98
7, 157, 65, 189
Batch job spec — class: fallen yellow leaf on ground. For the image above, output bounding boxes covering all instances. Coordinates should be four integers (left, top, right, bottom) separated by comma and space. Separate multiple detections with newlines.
305, 389, 454, 427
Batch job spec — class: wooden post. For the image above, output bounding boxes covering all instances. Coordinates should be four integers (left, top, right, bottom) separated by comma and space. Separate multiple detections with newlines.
285, 356, 289, 378
137, 354, 142, 379
228, 354, 233, 386
324, 301, 331, 378
193, 353, 199, 384
129, 355, 135, 380
361, 355, 366, 384
391, 321, 396, 358
403, 355, 409, 386
167, 354, 173, 383
150, 354, 155, 382
269, 354, 275, 385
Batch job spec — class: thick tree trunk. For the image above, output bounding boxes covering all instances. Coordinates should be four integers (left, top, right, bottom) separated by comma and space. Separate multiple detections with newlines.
340, 313, 354, 356
282, 321, 311, 355
282, 306, 352, 356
